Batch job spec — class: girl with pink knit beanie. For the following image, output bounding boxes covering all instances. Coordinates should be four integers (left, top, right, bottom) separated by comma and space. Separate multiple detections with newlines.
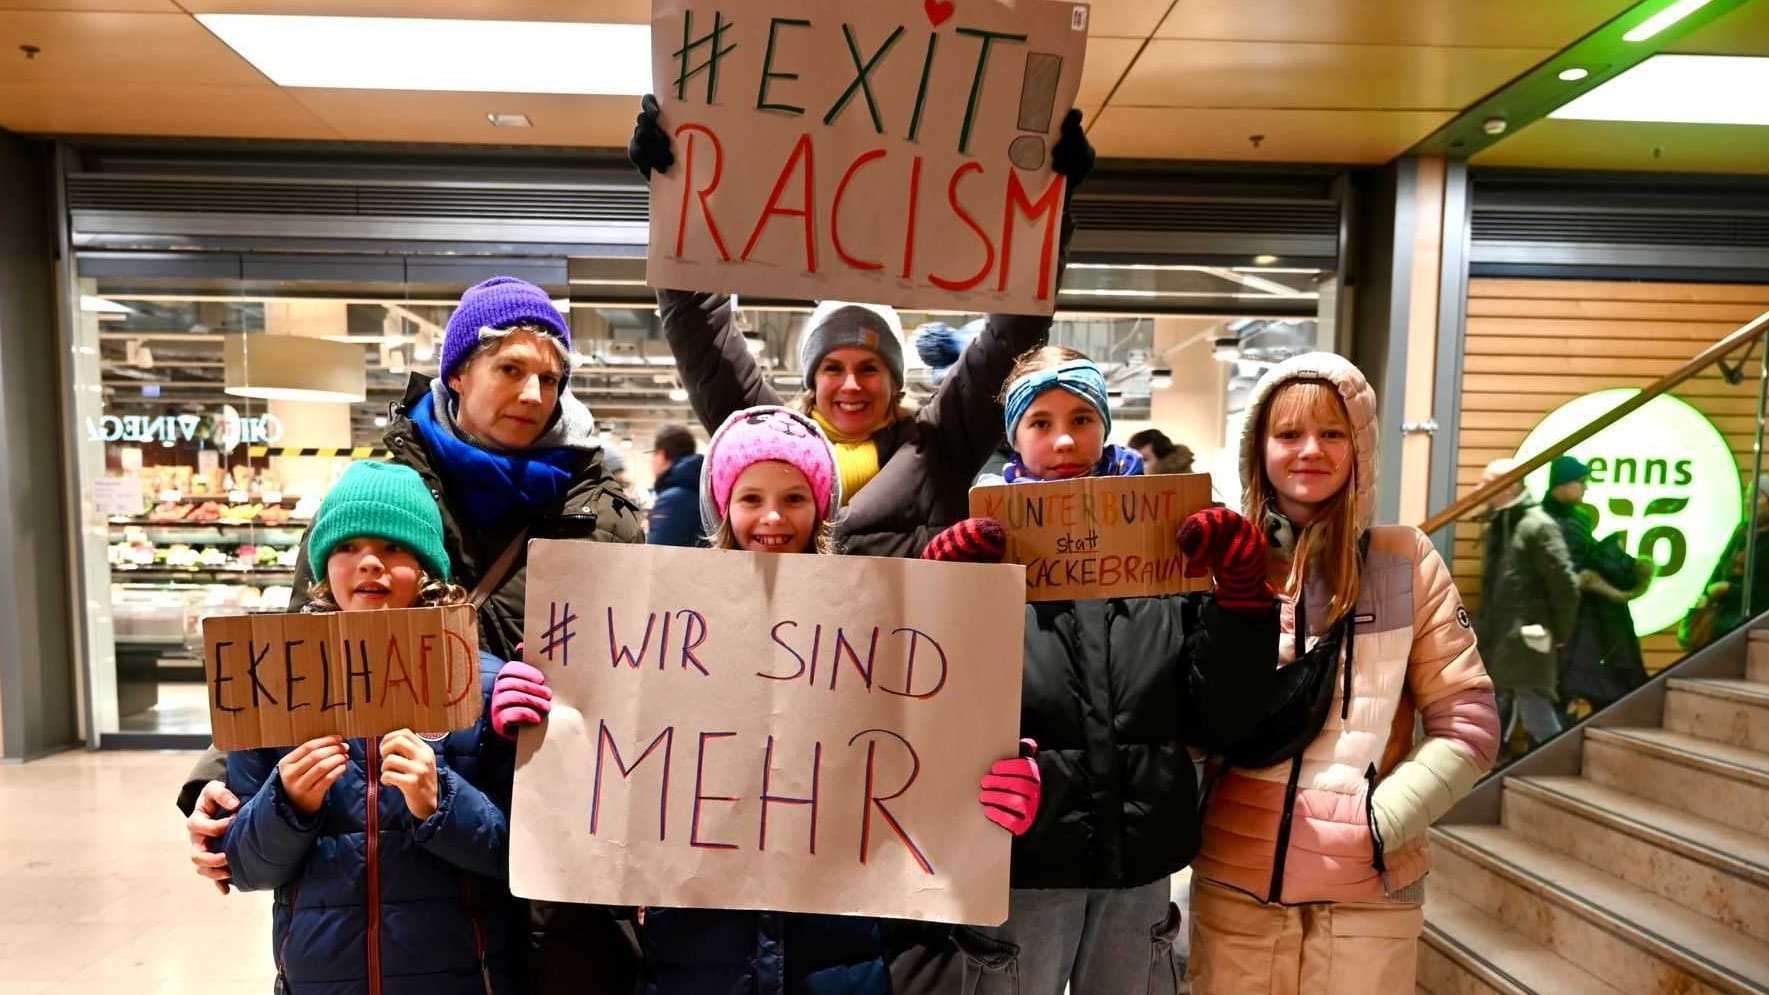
492, 405, 1039, 993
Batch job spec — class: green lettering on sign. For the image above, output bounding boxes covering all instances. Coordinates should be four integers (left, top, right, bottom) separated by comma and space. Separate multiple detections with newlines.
1516, 389, 1741, 637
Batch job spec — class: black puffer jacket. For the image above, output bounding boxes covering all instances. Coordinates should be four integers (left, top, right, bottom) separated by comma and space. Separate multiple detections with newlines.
656, 291, 1056, 559
1014, 596, 1280, 889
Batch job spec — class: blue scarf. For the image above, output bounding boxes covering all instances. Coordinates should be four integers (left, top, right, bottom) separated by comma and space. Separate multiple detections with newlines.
1003, 444, 1143, 483
408, 391, 582, 531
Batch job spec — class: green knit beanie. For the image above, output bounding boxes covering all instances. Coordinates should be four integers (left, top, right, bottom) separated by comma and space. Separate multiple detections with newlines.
306, 462, 451, 582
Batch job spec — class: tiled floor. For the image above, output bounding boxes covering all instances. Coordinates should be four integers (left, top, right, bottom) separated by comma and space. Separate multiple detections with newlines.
0, 750, 275, 993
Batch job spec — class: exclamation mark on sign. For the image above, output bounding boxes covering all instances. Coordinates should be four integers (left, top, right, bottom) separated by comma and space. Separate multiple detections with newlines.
1010, 52, 1064, 170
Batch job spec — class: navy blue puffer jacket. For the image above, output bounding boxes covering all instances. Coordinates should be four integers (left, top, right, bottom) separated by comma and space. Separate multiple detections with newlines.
639, 908, 891, 995
223, 651, 518, 995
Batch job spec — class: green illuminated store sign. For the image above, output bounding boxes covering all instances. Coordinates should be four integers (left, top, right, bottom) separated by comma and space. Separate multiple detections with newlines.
1516, 389, 1741, 636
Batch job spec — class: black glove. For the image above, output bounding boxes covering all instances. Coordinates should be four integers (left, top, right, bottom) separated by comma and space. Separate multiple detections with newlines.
1049, 108, 1094, 192
627, 94, 676, 181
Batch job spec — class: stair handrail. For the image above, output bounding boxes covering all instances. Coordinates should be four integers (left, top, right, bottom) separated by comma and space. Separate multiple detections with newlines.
1420, 309, 1769, 536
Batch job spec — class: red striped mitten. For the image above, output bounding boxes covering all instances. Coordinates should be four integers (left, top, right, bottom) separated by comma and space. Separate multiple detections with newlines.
1178, 507, 1274, 613
921, 517, 1007, 563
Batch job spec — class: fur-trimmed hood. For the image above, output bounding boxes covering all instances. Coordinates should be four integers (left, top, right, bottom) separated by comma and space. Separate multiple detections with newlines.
1238, 352, 1379, 533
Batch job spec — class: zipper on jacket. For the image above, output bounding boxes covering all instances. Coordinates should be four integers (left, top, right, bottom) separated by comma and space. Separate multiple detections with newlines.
1339, 617, 1358, 721
1265, 754, 1304, 904
457, 873, 495, 995
274, 882, 302, 993
367, 738, 383, 995
1364, 763, 1392, 894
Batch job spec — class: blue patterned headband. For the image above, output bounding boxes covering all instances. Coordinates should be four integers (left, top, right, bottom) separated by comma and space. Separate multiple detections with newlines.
1003, 359, 1112, 440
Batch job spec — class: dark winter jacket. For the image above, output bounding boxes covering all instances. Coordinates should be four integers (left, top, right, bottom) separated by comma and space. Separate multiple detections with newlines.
1541, 496, 1649, 704
1477, 496, 1581, 699
223, 651, 519, 995
647, 453, 707, 547
1014, 595, 1280, 888
655, 291, 1059, 559
638, 908, 892, 995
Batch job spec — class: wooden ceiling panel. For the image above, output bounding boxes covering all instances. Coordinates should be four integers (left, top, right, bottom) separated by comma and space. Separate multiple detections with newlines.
1113, 39, 1543, 111
170, 0, 648, 21
1085, 105, 1449, 162
0, 81, 337, 137
1078, 37, 1139, 107
1668, 1, 1769, 55
289, 89, 635, 146
1472, 119, 1769, 174
0, 1, 180, 10
0, 10, 267, 84
1085, 0, 1173, 39
1155, 0, 1633, 48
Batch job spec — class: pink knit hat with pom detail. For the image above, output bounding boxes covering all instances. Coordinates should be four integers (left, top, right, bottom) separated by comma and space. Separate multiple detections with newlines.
700, 406, 842, 534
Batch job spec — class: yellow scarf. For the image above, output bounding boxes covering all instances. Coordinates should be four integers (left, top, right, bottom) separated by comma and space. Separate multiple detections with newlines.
811, 409, 883, 504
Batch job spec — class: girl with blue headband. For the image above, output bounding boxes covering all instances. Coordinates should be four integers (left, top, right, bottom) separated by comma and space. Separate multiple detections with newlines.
914, 346, 1286, 995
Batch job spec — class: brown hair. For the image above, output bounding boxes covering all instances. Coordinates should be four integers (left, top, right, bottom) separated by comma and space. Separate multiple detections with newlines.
995, 345, 1090, 406
1243, 378, 1362, 627
305, 572, 469, 612
707, 515, 837, 555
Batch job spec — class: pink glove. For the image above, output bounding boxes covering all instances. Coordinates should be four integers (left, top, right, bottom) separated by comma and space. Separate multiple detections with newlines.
979, 739, 1041, 836
491, 660, 552, 741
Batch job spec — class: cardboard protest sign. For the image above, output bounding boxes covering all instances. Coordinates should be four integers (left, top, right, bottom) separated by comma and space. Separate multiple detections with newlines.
509, 540, 1026, 925
203, 605, 483, 750
969, 474, 1214, 602
647, 0, 1090, 314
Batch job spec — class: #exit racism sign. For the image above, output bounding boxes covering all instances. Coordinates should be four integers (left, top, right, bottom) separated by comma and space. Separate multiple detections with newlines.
646, 0, 1090, 314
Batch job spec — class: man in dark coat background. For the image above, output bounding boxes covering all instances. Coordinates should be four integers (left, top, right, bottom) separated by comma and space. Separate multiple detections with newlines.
646, 422, 706, 547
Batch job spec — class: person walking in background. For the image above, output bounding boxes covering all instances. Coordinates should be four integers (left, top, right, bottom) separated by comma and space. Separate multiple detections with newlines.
1128, 428, 1195, 475
1540, 456, 1652, 717
645, 422, 706, 547
1476, 459, 1581, 759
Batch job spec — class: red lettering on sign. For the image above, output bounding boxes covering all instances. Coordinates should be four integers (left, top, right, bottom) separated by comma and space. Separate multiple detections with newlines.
833, 149, 888, 272
928, 162, 994, 292
741, 133, 818, 274
999, 171, 1064, 299
674, 124, 733, 262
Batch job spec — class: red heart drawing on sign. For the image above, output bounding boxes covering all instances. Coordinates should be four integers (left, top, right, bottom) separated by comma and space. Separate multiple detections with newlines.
925, 0, 955, 27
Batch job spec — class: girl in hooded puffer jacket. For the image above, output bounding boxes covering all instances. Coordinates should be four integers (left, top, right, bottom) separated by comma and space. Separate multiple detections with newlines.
222, 461, 520, 995
1187, 353, 1501, 995
918, 347, 1283, 995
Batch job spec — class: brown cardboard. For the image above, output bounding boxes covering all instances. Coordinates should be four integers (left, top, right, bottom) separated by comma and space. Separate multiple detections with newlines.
969, 473, 1214, 601
646, 0, 1091, 314
202, 604, 482, 750
509, 540, 1026, 925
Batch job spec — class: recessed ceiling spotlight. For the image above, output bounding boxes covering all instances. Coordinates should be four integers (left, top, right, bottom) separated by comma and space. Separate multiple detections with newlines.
1558, 67, 1590, 82
489, 113, 532, 128
1253, 254, 1280, 266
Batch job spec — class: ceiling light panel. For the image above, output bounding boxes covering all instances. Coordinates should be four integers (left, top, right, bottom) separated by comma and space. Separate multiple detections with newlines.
197, 14, 651, 95
1550, 55, 1769, 126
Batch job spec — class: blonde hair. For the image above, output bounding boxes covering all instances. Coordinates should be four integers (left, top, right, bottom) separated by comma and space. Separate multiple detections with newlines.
1244, 378, 1362, 627
707, 515, 837, 555
305, 573, 469, 612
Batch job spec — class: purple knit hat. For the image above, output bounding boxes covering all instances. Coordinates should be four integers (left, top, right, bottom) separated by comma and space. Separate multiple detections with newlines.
439, 277, 572, 383
700, 406, 842, 534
